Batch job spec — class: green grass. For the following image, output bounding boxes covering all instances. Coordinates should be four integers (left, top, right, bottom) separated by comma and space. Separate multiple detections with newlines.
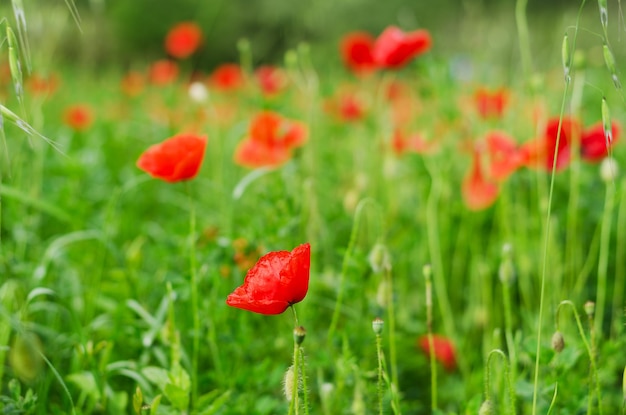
1, 1, 626, 414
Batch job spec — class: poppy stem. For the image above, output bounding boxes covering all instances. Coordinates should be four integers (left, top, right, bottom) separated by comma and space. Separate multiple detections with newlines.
186, 182, 200, 407
291, 304, 299, 327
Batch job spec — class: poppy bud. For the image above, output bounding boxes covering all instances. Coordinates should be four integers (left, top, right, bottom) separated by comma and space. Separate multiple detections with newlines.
562, 32, 571, 82
293, 326, 306, 345
551, 331, 565, 352
600, 157, 619, 182
584, 301, 595, 317
188, 81, 209, 103
601, 97, 613, 145
598, 0, 608, 31
479, 399, 495, 415
283, 365, 295, 402
372, 317, 384, 335
498, 243, 515, 285
368, 243, 391, 273
603, 44, 621, 89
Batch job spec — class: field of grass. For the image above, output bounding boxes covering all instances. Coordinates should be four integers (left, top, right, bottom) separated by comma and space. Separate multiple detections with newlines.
0, 1, 625, 414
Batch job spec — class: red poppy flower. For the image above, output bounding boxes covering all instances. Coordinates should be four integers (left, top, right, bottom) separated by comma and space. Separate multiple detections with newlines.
149, 60, 179, 86
462, 148, 499, 210
165, 22, 203, 59
520, 117, 581, 171
392, 128, 432, 155
324, 90, 366, 122
340, 31, 377, 74
254, 65, 287, 96
234, 111, 308, 168
136, 133, 207, 182
27, 73, 59, 96
418, 334, 457, 372
226, 243, 311, 315
209, 64, 244, 91
580, 122, 620, 162
63, 104, 93, 131
484, 131, 522, 180
373, 26, 432, 69
474, 87, 509, 119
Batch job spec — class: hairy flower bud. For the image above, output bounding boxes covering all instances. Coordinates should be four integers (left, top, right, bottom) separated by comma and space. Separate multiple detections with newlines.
551, 331, 565, 352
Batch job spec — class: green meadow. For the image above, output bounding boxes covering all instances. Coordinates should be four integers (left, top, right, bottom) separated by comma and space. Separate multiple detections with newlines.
0, 0, 625, 414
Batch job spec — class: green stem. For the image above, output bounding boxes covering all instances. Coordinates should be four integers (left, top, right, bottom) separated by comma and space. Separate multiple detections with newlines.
327, 198, 380, 346
376, 333, 384, 415
595, 180, 615, 339
556, 301, 602, 415
486, 349, 516, 415
383, 264, 399, 407
515, 0, 533, 79
424, 266, 437, 411
611, 180, 626, 337
186, 183, 200, 407
501, 280, 518, 411
299, 347, 309, 415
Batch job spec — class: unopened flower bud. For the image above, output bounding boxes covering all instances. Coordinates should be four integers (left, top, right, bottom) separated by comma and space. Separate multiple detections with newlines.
551, 331, 565, 352
293, 326, 306, 345
498, 243, 515, 285
422, 264, 432, 281
600, 157, 619, 182
283, 365, 294, 402
368, 243, 391, 273
584, 301, 595, 317
372, 317, 384, 335
188, 81, 209, 103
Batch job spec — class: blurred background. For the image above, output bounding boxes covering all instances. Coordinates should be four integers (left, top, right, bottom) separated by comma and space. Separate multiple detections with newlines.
3, 0, 606, 75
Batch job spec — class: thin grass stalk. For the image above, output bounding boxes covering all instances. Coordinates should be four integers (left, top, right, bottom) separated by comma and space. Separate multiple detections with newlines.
515, 0, 533, 79
611, 181, 626, 337
424, 163, 459, 372
423, 265, 437, 412
556, 300, 602, 414
383, 263, 399, 406
327, 198, 381, 346
186, 183, 200, 407
374, 321, 384, 415
531, 2, 587, 411
594, 178, 615, 339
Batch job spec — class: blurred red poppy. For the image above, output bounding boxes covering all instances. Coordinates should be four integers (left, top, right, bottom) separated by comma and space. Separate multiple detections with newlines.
580, 122, 620, 162
418, 334, 457, 372
340, 31, 377, 74
27, 73, 59, 97
324, 90, 366, 122
136, 133, 207, 183
520, 117, 581, 171
226, 243, 311, 315
209, 64, 244, 91
234, 111, 308, 168
392, 128, 432, 155
149, 60, 179, 85
474, 87, 509, 119
373, 26, 432, 69
254, 65, 288, 96
63, 105, 93, 131
165, 22, 203, 59
484, 131, 522, 180
462, 148, 499, 210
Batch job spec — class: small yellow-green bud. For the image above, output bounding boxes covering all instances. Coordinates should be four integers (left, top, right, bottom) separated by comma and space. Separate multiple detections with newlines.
562, 32, 571, 82
293, 326, 306, 345
368, 243, 391, 273
498, 243, 515, 285
584, 301, 595, 317
283, 365, 295, 402
372, 317, 384, 335
600, 157, 619, 182
422, 264, 432, 281
551, 331, 565, 352
479, 399, 495, 415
